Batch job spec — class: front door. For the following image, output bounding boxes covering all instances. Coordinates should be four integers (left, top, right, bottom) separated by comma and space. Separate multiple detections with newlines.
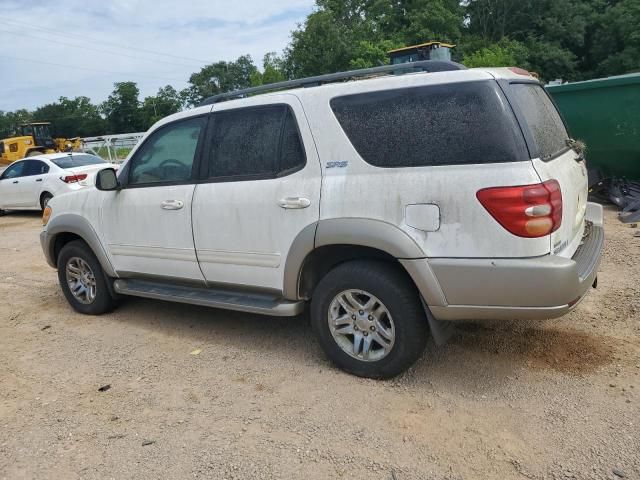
0, 160, 29, 207
100, 115, 208, 281
192, 96, 321, 293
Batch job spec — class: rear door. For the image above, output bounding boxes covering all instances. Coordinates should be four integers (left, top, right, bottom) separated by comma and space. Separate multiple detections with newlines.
22, 160, 50, 207
508, 83, 588, 258
191, 95, 321, 292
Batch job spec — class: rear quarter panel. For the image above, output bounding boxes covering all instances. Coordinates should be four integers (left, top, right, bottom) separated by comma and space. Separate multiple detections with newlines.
299, 72, 551, 258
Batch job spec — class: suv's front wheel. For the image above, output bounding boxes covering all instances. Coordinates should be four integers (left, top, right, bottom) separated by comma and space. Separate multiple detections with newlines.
57, 240, 118, 315
310, 260, 429, 378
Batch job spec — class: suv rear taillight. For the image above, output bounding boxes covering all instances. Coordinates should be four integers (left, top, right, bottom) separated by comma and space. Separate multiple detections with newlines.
477, 180, 562, 238
60, 174, 88, 183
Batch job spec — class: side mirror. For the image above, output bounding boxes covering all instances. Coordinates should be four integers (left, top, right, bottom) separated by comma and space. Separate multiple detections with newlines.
95, 168, 119, 191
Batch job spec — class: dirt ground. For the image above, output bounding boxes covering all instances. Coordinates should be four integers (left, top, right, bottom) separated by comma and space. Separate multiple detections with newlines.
0, 207, 638, 480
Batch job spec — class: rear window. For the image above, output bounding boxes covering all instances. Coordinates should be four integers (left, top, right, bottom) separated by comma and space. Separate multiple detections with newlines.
510, 83, 569, 160
51, 154, 105, 169
330, 81, 528, 168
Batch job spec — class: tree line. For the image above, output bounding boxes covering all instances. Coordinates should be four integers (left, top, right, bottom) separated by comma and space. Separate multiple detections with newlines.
1, 0, 637, 138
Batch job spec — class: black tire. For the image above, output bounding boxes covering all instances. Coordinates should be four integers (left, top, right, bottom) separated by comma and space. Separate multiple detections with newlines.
0, 208, 6, 216
57, 240, 118, 315
310, 260, 429, 379
40, 192, 53, 210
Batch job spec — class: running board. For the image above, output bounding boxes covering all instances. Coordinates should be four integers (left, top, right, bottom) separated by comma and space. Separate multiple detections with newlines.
113, 279, 304, 316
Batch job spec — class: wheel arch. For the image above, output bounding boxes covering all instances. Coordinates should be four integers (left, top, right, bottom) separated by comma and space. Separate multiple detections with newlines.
39, 191, 53, 209
45, 213, 116, 277
283, 218, 444, 305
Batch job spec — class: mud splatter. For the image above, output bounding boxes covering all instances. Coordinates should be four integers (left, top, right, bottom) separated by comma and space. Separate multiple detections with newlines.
453, 322, 615, 374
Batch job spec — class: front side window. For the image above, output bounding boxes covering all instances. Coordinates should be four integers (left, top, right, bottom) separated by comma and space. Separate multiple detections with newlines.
207, 105, 305, 180
330, 81, 528, 168
510, 83, 569, 160
1, 161, 26, 179
129, 117, 205, 186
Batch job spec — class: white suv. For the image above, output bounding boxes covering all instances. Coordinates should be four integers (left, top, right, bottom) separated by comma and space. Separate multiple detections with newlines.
40, 61, 604, 378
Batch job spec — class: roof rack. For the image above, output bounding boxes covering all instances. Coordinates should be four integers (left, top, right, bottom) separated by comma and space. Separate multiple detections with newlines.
198, 60, 466, 106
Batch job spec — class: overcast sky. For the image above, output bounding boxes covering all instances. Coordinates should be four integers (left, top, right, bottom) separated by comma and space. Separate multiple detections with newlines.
0, 0, 314, 112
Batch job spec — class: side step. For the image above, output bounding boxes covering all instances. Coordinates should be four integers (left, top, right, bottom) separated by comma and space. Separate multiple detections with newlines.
113, 279, 304, 317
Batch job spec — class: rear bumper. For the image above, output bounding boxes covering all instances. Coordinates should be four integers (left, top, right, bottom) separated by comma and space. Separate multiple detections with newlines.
407, 202, 605, 321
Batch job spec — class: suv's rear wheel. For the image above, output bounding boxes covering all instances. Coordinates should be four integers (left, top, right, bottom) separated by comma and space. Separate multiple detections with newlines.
310, 260, 429, 378
57, 240, 118, 315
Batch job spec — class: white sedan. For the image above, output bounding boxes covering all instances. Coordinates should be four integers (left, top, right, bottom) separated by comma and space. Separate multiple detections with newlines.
0, 153, 117, 214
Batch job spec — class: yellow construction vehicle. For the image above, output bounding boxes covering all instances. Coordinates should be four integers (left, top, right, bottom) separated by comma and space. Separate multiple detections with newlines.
388, 41, 455, 64
0, 122, 82, 164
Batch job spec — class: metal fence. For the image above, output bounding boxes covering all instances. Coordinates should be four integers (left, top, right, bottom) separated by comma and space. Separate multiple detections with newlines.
82, 132, 145, 163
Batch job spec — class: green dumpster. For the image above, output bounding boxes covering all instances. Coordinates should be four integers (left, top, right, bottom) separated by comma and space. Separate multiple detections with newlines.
546, 73, 640, 180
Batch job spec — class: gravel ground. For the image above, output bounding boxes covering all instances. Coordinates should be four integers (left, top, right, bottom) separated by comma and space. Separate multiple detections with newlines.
0, 207, 638, 480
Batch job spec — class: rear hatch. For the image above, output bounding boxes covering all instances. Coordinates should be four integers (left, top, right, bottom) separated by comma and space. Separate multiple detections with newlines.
507, 82, 589, 258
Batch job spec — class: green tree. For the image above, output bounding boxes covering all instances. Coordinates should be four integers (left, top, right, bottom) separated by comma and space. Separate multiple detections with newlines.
250, 52, 287, 86
100, 82, 143, 134
589, 0, 640, 77
462, 39, 527, 68
285, 0, 464, 77
285, 10, 355, 78
349, 39, 401, 69
0, 109, 32, 138
462, 0, 610, 81
401, 0, 463, 46
141, 85, 184, 128
182, 55, 258, 106
32, 96, 107, 137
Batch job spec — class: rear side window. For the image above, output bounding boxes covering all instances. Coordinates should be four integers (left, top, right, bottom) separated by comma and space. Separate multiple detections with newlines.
23, 160, 49, 176
330, 81, 527, 168
510, 84, 569, 160
207, 105, 305, 180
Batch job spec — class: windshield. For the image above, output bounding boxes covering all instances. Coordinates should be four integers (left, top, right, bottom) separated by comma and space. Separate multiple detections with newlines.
51, 154, 106, 169
33, 125, 52, 139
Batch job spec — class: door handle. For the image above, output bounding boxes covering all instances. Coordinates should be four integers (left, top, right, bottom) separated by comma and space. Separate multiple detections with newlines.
12, 180, 18, 184
161, 200, 184, 210
278, 197, 311, 209
36, 178, 43, 182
